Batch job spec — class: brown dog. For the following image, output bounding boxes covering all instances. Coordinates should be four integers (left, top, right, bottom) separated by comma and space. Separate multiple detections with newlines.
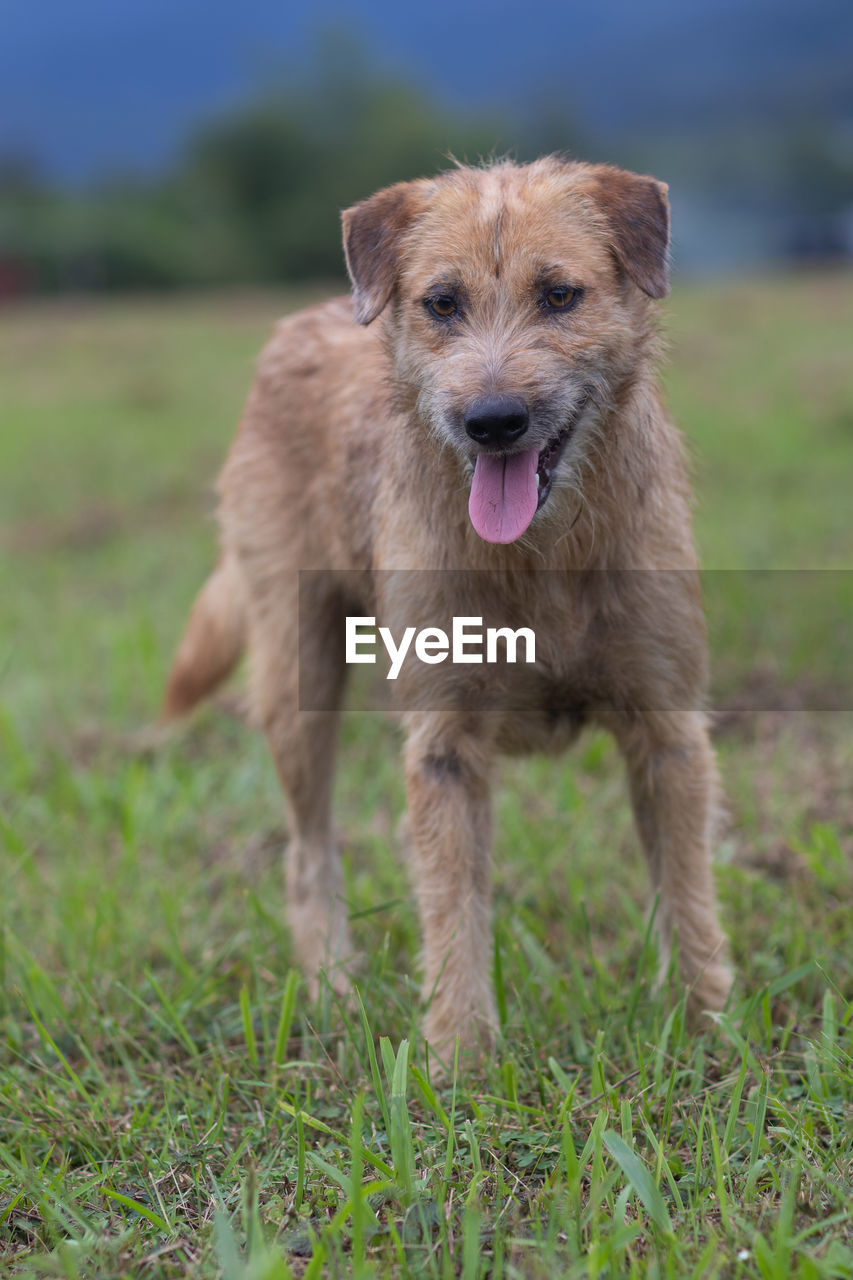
163, 157, 732, 1060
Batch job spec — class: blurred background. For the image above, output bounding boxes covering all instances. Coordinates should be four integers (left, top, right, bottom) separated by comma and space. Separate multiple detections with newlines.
1, 0, 852, 295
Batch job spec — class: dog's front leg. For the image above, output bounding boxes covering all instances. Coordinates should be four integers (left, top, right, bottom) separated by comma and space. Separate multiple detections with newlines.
403, 714, 497, 1063
616, 707, 733, 1016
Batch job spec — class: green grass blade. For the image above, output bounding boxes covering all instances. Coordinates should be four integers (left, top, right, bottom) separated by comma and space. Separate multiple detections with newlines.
240, 984, 260, 1072
273, 969, 300, 1069
603, 1129, 673, 1237
101, 1185, 171, 1233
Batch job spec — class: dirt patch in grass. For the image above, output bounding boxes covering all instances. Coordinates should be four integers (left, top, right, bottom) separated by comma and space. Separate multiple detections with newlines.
712, 667, 853, 731
2, 487, 208, 554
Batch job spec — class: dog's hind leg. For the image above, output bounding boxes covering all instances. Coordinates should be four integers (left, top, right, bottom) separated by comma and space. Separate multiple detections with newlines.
249, 578, 353, 997
615, 707, 732, 1017
403, 712, 498, 1065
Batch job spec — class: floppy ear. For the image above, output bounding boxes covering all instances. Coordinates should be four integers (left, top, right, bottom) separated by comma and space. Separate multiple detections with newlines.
585, 165, 670, 299
342, 180, 432, 324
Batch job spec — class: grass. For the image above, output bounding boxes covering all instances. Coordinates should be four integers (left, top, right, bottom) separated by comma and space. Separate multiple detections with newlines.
0, 274, 851, 1278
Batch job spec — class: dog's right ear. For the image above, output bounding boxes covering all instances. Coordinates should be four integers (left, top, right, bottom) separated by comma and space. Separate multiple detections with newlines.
342, 180, 432, 325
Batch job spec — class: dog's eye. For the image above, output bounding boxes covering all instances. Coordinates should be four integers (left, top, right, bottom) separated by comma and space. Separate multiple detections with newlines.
427, 295, 458, 319
544, 286, 576, 310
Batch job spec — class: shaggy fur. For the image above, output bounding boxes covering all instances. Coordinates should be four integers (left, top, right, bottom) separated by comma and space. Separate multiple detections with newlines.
163, 157, 732, 1062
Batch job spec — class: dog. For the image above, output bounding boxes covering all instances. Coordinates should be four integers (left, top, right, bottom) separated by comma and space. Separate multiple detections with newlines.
163, 156, 732, 1061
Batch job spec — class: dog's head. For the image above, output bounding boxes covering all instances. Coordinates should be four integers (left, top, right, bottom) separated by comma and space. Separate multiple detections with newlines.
342, 157, 669, 544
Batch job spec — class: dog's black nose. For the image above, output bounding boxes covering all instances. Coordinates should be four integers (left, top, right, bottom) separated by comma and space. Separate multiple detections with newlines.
464, 395, 529, 447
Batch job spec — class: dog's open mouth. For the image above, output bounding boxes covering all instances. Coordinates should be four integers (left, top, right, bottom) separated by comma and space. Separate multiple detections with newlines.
468, 395, 589, 545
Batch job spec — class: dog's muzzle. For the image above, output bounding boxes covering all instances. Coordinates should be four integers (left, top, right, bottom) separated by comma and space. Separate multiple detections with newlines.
466, 389, 592, 545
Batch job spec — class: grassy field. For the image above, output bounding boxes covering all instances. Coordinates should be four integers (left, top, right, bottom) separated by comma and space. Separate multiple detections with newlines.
0, 274, 851, 1278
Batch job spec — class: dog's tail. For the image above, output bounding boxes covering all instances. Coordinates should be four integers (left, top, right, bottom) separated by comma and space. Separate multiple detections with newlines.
161, 554, 247, 721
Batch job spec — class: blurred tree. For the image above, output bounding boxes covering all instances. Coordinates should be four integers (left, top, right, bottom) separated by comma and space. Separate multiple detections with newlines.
172, 29, 507, 282
0, 29, 520, 292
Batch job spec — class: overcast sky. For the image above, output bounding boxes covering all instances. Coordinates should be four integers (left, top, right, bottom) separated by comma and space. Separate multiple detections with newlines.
2, 0, 850, 180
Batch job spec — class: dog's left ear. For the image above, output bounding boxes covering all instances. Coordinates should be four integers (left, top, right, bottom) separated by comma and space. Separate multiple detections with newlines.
342, 179, 433, 324
584, 166, 670, 299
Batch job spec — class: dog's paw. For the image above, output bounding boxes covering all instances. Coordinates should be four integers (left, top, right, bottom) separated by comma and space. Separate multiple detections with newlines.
687, 962, 734, 1022
423, 1006, 497, 1080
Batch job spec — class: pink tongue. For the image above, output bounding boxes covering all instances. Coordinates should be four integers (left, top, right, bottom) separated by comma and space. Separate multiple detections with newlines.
468, 448, 540, 544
